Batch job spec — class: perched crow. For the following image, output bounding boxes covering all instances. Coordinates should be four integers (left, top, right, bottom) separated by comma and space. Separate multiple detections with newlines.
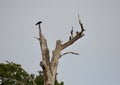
36, 21, 42, 25
69, 36, 71, 40
71, 28, 73, 35
71, 27, 74, 38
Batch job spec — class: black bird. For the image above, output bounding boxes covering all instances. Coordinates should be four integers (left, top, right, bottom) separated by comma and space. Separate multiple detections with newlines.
71, 27, 73, 35
71, 27, 74, 38
69, 36, 71, 40
36, 21, 42, 25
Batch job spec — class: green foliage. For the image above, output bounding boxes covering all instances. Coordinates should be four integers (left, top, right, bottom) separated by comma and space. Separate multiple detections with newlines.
0, 61, 34, 85
54, 79, 64, 85
35, 72, 64, 85
35, 72, 44, 85
0, 61, 64, 85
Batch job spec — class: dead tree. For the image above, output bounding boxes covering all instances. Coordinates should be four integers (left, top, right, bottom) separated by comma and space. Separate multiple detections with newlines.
35, 14, 85, 85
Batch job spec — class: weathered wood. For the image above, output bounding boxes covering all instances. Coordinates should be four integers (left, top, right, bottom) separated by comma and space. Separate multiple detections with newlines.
36, 15, 85, 85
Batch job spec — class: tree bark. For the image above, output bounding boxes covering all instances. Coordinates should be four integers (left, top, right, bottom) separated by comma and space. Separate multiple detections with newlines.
36, 15, 85, 85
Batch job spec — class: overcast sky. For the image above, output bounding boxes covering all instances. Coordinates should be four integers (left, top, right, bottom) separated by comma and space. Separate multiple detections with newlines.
0, 0, 120, 85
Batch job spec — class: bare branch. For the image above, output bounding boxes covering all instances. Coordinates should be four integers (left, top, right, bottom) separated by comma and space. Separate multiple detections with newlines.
60, 15, 85, 51
59, 52, 79, 58
34, 36, 40, 41
78, 14, 85, 32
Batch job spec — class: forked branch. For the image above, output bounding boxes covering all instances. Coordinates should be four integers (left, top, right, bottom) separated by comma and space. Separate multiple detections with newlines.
35, 14, 85, 85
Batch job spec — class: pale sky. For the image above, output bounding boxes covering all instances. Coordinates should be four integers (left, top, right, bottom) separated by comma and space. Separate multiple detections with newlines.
0, 0, 120, 85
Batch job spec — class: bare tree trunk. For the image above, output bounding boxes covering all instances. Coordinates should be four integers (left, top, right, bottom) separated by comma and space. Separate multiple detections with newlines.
35, 14, 85, 85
